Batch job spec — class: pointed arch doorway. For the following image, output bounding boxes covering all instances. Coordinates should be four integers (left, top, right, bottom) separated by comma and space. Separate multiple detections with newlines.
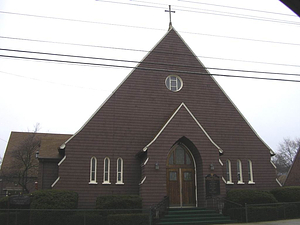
167, 143, 196, 207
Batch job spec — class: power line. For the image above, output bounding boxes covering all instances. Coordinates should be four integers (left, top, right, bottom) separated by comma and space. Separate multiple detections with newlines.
98, 0, 300, 26
0, 10, 300, 46
177, 0, 297, 17
1, 36, 299, 69
0, 138, 7, 143
1, 54, 299, 83
0, 10, 165, 31
0, 70, 108, 91
131, 0, 300, 25
1, 48, 300, 77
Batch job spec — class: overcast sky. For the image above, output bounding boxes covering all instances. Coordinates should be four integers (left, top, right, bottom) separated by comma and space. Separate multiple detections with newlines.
0, 0, 299, 159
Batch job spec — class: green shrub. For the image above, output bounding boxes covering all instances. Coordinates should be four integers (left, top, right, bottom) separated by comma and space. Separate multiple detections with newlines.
247, 204, 297, 222
30, 190, 78, 225
0, 196, 31, 209
0, 196, 9, 209
271, 187, 300, 202
224, 189, 278, 221
30, 189, 78, 209
225, 189, 277, 207
277, 203, 298, 219
247, 206, 278, 222
107, 213, 149, 225
96, 195, 142, 215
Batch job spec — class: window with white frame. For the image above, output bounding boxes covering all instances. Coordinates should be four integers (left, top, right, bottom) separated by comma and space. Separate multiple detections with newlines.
237, 160, 244, 184
116, 158, 124, 184
103, 157, 110, 184
165, 75, 183, 92
89, 157, 97, 184
226, 159, 233, 184
247, 160, 255, 184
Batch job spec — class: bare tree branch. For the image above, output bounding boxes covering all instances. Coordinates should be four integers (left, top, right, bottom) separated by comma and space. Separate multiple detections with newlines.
273, 137, 300, 176
2, 124, 41, 194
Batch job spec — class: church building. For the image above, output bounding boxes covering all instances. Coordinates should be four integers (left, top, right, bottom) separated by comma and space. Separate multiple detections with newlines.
50, 25, 279, 208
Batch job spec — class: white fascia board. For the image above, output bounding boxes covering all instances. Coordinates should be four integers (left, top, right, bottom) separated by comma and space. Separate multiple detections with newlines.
139, 176, 147, 185
276, 178, 283, 187
219, 159, 224, 166
60, 28, 173, 149
182, 103, 223, 153
51, 176, 60, 188
270, 160, 277, 169
222, 177, 227, 184
143, 102, 183, 152
141, 157, 149, 167
171, 28, 274, 155
143, 102, 222, 154
58, 155, 66, 166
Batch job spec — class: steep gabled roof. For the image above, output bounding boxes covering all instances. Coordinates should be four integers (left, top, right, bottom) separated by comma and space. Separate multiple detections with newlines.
143, 102, 223, 154
60, 26, 274, 158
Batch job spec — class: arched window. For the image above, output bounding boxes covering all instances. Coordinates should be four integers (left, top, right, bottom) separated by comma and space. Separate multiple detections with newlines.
237, 160, 244, 184
103, 157, 110, 184
168, 145, 192, 166
89, 157, 97, 184
247, 160, 255, 184
116, 158, 124, 184
226, 159, 233, 184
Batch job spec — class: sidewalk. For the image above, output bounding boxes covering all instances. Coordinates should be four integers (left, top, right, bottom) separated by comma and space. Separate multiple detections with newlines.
224, 218, 300, 224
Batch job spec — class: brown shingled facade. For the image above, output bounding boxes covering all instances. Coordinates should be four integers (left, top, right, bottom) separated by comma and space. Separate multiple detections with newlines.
52, 27, 279, 208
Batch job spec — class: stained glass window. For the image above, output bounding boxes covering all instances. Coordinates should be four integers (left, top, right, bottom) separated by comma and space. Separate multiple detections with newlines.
169, 171, 177, 181
184, 172, 192, 181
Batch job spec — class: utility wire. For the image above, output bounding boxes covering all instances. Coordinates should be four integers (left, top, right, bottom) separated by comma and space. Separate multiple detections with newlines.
0, 36, 300, 68
98, 0, 300, 26
177, 0, 297, 17
131, 0, 299, 25
0, 54, 299, 83
0, 11, 165, 31
0, 12, 299, 46
1, 48, 299, 77
0, 138, 7, 143
0, 70, 108, 91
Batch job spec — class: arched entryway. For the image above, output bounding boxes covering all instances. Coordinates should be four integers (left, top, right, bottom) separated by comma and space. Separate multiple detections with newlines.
166, 143, 196, 207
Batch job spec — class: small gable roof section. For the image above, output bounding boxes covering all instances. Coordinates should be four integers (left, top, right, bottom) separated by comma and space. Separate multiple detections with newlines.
285, 148, 300, 186
38, 134, 72, 159
143, 102, 222, 155
1, 132, 70, 174
63, 27, 272, 158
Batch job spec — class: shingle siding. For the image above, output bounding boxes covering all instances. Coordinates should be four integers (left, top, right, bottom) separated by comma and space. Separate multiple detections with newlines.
54, 28, 278, 208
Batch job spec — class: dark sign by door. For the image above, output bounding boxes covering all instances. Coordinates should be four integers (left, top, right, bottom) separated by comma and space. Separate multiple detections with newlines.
205, 174, 220, 197
9, 195, 31, 205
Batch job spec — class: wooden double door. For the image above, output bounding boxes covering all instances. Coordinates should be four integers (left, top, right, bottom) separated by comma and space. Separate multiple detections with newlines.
167, 144, 196, 207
